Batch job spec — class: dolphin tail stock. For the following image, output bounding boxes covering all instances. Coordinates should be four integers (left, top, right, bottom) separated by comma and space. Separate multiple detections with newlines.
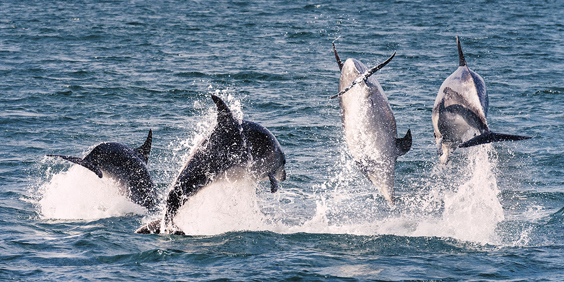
268, 173, 278, 193
330, 51, 396, 99
457, 36, 466, 67
396, 129, 412, 157
135, 129, 152, 163
47, 154, 103, 178
458, 131, 532, 148
135, 218, 186, 235
135, 219, 162, 234
332, 42, 344, 71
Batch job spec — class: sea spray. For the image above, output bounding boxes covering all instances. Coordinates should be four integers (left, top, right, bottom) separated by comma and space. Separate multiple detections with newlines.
173, 179, 266, 236
288, 144, 504, 243
38, 165, 146, 220
439, 145, 504, 243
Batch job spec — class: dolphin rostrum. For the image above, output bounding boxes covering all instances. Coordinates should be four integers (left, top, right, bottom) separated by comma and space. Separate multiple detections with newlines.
136, 95, 286, 235
48, 130, 157, 210
432, 36, 531, 164
332, 43, 412, 206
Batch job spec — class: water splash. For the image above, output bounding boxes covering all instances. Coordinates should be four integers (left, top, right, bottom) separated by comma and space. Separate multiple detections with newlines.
144, 93, 504, 243
173, 179, 266, 236
36, 93, 505, 244
38, 165, 147, 220
407, 145, 504, 243
274, 144, 504, 244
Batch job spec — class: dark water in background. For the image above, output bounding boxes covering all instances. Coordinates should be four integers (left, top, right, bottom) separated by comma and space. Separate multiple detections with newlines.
1, 0, 563, 280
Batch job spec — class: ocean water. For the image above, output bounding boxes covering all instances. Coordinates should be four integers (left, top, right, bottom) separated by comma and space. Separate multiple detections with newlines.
1, 0, 563, 280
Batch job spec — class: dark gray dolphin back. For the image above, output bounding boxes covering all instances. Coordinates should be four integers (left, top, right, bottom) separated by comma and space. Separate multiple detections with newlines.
153, 95, 287, 234
47, 130, 157, 210
163, 95, 248, 225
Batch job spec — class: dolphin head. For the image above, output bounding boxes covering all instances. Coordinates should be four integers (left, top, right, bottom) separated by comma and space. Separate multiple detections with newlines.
339, 59, 365, 90
331, 43, 396, 100
241, 120, 286, 192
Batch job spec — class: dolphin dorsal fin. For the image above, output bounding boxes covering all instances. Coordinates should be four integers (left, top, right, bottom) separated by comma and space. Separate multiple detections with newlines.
332, 43, 344, 71
135, 129, 152, 163
211, 95, 239, 131
457, 36, 466, 67
396, 129, 412, 156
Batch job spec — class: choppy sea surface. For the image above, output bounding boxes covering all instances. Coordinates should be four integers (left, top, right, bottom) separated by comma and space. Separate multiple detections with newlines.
1, 0, 563, 280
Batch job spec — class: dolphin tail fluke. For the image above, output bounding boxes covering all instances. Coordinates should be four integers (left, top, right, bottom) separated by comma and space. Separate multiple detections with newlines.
47, 154, 103, 178
135, 129, 152, 163
459, 131, 532, 148
135, 219, 162, 234
268, 173, 278, 193
457, 36, 466, 67
332, 42, 343, 71
396, 129, 412, 156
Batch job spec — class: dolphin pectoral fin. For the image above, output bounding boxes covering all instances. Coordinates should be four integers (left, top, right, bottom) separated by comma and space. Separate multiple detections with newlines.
135, 129, 152, 163
332, 42, 344, 71
135, 219, 162, 234
47, 155, 104, 178
396, 129, 412, 157
268, 173, 279, 193
457, 36, 466, 67
459, 131, 532, 148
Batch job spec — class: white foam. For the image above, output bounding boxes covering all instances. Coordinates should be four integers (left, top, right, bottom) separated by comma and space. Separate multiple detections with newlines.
38, 165, 147, 220
145, 95, 503, 243
158, 144, 503, 244
264, 144, 505, 244
174, 178, 265, 236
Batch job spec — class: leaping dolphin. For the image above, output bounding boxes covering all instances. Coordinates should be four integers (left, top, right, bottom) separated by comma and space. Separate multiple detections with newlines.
432, 36, 531, 164
136, 95, 286, 235
331, 43, 412, 206
47, 130, 158, 210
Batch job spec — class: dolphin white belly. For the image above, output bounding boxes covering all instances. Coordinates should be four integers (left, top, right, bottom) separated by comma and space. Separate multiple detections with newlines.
332, 45, 411, 205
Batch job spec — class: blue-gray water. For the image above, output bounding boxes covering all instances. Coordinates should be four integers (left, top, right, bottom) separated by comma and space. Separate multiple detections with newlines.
1, 0, 563, 280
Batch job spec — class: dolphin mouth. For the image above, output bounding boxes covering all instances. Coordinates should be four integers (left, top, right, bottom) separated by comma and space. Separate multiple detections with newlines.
278, 169, 287, 181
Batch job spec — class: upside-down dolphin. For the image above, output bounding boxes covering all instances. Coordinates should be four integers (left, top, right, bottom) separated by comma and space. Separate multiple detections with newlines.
47, 130, 158, 210
136, 95, 286, 235
331, 43, 412, 206
432, 36, 531, 164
